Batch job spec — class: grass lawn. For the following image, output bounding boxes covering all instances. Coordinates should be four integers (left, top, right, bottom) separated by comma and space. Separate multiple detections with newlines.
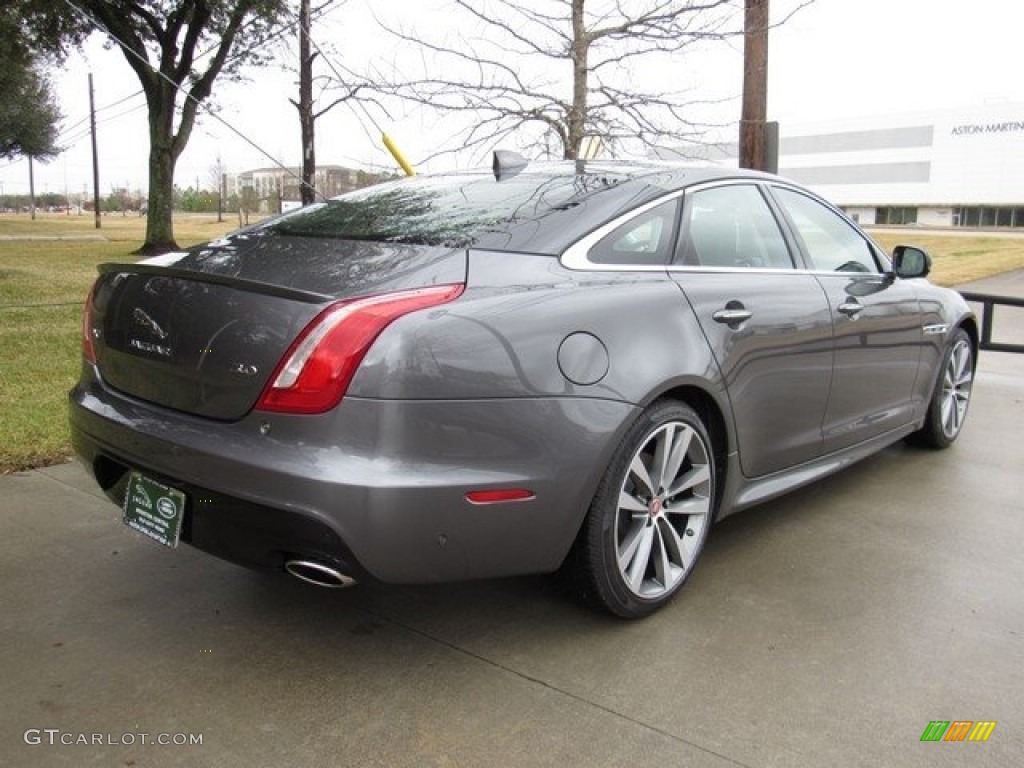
0, 213, 243, 473
1, 214, 1023, 473
868, 231, 1024, 286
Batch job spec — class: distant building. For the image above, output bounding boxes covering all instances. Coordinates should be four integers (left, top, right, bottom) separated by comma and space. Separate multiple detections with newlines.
225, 165, 361, 212
656, 102, 1024, 229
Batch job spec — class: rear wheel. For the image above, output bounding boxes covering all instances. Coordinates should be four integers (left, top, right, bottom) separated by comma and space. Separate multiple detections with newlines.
577, 401, 715, 618
907, 328, 974, 449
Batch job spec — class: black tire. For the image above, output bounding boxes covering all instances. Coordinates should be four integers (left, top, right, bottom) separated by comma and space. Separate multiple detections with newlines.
906, 327, 974, 449
575, 400, 715, 619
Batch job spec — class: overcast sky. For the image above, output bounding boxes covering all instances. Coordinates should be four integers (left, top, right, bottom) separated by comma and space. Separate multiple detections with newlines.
3, 0, 1022, 198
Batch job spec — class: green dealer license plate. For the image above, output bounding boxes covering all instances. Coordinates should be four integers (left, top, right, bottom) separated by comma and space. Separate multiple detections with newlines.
123, 472, 186, 548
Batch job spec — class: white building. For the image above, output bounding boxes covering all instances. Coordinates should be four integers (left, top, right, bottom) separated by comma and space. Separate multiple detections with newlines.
225, 165, 361, 211
660, 102, 1024, 229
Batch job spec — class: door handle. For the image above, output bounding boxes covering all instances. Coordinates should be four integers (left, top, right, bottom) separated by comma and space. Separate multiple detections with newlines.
837, 300, 864, 318
712, 308, 753, 325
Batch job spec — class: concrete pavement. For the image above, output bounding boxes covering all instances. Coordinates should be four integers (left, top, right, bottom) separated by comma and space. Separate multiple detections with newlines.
1, 282, 1022, 767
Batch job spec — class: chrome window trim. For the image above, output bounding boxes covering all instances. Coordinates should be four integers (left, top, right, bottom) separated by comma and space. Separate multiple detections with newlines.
559, 177, 889, 277
560, 189, 688, 272
667, 265, 809, 276
766, 182, 886, 276
666, 266, 890, 278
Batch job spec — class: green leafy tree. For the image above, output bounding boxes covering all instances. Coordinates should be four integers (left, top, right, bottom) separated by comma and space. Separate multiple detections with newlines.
177, 185, 219, 213
0, 10, 64, 220
0, 11, 62, 154
1, 2, 90, 60
48, 1, 289, 253
0, 61, 62, 162
103, 188, 134, 215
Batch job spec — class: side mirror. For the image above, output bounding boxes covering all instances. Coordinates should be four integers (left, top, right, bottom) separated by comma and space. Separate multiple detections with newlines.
892, 245, 931, 279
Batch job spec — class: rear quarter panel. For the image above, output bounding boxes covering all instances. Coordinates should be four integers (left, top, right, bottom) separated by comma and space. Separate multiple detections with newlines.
352, 251, 728, 408
349, 251, 735, 558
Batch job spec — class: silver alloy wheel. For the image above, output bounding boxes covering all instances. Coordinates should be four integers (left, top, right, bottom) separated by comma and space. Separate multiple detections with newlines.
940, 338, 973, 439
615, 421, 712, 599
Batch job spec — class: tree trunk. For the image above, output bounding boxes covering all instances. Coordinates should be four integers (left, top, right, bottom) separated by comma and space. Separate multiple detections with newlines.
298, 0, 316, 206
566, 0, 589, 159
138, 86, 181, 255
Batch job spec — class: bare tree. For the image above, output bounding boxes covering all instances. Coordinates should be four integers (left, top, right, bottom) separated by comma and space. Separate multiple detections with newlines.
287, 0, 373, 205
208, 154, 227, 222
373, 0, 745, 162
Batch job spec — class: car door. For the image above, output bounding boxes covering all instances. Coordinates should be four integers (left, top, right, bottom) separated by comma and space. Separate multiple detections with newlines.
669, 182, 834, 478
768, 185, 924, 454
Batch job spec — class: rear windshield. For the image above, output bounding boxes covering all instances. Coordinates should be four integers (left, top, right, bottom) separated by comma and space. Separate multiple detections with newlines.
261, 171, 629, 247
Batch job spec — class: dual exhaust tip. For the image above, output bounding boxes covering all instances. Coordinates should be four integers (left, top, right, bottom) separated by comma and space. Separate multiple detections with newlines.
284, 559, 357, 589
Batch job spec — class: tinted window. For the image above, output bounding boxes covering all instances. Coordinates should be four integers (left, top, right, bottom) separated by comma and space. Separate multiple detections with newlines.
773, 187, 879, 273
589, 200, 679, 265
261, 172, 630, 247
676, 184, 793, 269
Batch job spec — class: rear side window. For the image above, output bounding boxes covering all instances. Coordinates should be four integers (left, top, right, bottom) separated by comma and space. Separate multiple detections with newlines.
676, 184, 793, 269
588, 200, 680, 265
772, 187, 879, 273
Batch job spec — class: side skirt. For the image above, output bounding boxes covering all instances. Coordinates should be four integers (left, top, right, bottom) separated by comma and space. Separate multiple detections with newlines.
715, 421, 921, 521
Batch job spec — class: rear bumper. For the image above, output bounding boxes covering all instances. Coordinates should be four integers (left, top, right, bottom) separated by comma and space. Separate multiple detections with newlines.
70, 375, 635, 583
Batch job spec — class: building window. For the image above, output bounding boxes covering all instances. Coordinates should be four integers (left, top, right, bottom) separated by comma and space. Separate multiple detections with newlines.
958, 207, 981, 227
955, 206, 1024, 228
875, 206, 918, 225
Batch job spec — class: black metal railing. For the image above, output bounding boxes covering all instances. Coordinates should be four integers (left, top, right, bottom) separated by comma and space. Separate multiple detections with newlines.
959, 291, 1024, 353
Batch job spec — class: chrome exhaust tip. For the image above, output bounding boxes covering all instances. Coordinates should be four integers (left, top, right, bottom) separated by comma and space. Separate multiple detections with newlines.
284, 559, 358, 588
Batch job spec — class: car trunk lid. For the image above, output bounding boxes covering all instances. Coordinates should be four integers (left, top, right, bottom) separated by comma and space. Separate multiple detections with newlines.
87, 232, 466, 420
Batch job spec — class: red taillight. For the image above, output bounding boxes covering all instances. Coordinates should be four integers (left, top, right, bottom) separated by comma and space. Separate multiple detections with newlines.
256, 283, 464, 414
82, 284, 98, 365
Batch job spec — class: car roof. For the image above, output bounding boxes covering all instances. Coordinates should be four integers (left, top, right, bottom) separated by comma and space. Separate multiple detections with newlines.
258, 160, 784, 255
462, 161, 781, 254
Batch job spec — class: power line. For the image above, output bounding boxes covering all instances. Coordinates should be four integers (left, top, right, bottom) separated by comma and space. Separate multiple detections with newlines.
58, 0, 338, 202
53, 0, 341, 148
60, 89, 146, 137
8, 0, 360, 199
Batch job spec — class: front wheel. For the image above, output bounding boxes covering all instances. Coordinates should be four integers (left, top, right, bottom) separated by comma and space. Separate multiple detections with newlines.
907, 328, 974, 449
576, 401, 716, 619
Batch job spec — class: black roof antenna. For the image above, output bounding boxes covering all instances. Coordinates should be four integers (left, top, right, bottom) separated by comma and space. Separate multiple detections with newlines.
493, 150, 529, 180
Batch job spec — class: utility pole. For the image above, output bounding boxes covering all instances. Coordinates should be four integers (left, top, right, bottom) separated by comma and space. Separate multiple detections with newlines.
740, 0, 769, 171
89, 73, 101, 229
28, 156, 36, 220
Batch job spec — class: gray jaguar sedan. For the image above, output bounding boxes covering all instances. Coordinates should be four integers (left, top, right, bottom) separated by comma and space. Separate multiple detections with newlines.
70, 157, 976, 618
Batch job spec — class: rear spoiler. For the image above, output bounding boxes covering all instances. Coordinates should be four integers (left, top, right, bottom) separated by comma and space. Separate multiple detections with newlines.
97, 262, 334, 305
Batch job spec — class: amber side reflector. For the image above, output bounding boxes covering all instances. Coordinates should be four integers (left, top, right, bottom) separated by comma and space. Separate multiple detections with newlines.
465, 489, 536, 505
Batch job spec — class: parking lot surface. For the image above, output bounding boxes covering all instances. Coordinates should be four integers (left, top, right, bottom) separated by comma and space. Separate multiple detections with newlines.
2, 276, 1022, 768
